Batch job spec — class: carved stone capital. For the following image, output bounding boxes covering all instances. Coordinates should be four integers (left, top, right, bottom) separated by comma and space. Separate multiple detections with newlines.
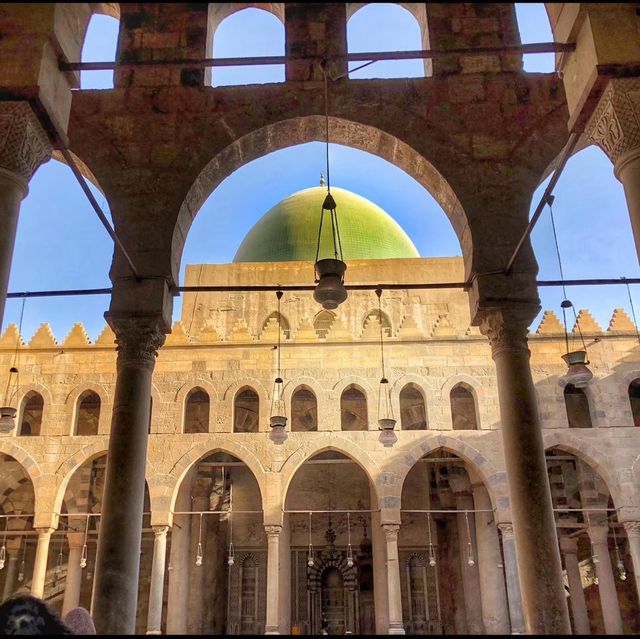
586, 78, 640, 166
108, 315, 167, 369
152, 525, 169, 539
623, 520, 640, 539
264, 524, 282, 539
497, 522, 514, 539
0, 102, 51, 181
477, 309, 531, 358
382, 523, 400, 542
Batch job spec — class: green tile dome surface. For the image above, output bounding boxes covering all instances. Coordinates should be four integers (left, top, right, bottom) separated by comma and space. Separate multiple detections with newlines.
233, 186, 419, 262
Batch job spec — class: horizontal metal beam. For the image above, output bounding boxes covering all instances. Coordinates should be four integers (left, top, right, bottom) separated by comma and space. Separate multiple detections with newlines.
60, 42, 574, 73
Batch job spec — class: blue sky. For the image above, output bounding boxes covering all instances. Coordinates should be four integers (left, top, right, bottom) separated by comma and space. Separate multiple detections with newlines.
4, 4, 639, 343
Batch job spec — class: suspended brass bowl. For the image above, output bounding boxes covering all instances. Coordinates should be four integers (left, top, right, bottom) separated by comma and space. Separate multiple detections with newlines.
0, 407, 16, 434
561, 350, 593, 388
378, 418, 396, 431
313, 258, 347, 310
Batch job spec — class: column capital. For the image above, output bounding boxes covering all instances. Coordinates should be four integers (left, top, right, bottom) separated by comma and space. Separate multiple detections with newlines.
477, 307, 537, 358
497, 522, 515, 539
0, 101, 51, 183
152, 525, 169, 539
585, 78, 640, 168
382, 523, 400, 541
107, 314, 167, 369
35, 526, 55, 537
264, 524, 282, 538
623, 520, 640, 538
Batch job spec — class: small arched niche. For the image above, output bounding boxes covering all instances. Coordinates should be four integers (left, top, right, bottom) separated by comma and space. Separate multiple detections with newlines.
19, 392, 44, 436
400, 383, 427, 430
363, 309, 392, 337
75, 391, 101, 436
314, 310, 336, 340
450, 384, 478, 430
261, 311, 291, 339
341, 386, 368, 431
628, 379, 640, 427
564, 384, 593, 428
291, 386, 318, 432
184, 388, 210, 434
234, 387, 260, 433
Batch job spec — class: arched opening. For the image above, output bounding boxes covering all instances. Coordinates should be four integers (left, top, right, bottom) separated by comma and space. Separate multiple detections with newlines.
628, 379, 640, 427
208, 7, 285, 87
545, 448, 639, 634
60, 453, 152, 632
75, 391, 101, 436
450, 384, 478, 431
514, 3, 554, 72
400, 384, 427, 430
362, 309, 392, 338
167, 451, 264, 634
347, 3, 428, 78
291, 387, 318, 432
0, 455, 35, 604
400, 450, 492, 635
234, 388, 260, 433
341, 386, 368, 431
285, 450, 375, 634
80, 13, 119, 89
564, 385, 593, 428
314, 310, 336, 340
184, 388, 211, 434
19, 392, 44, 436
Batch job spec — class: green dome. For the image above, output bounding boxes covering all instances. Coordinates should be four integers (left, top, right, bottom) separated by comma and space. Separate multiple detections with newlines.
233, 186, 419, 262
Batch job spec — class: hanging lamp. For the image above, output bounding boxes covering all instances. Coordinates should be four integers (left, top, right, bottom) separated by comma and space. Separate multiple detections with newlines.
80, 515, 89, 568
547, 195, 593, 388
17, 540, 26, 582
0, 299, 26, 433
307, 511, 315, 567
346, 512, 354, 568
269, 291, 288, 444
427, 512, 436, 567
465, 511, 475, 567
375, 289, 396, 446
0, 520, 7, 570
227, 482, 234, 566
313, 65, 347, 311
195, 513, 203, 567
611, 522, 627, 581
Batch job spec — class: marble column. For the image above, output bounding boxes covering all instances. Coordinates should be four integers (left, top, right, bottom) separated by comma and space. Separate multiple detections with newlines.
31, 527, 54, 599
587, 78, 640, 262
2, 540, 21, 602
0, 102, 51, 329
382, 524, 405, 635
91, 317, 166, 634
265, 524, 282, 635
62, 533, 85, 616
146, 526, 169, 635
371, 506, 389, 634
455, 494, 484, 634
472, 485, 510, 634
559, 536, 590, 635
588, 524, 623, 635
622, 521, 640, 605
480, 310, 571, 634
497, 524, 524, 634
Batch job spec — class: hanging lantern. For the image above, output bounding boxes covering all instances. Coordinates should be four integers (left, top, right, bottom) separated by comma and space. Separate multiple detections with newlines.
346, 512, 354, 568
427, 512, 436, 567
269, 291, 288, 444
0, 543, 5, 571
227, 505, 235, 566
561, 349, 593, 388
374, 289, 396, 446
307, 512, 315, 567
612, 524, 627, 581
0, 367, 19, 434
227, 541, 235, 567
465, 512, 475, 566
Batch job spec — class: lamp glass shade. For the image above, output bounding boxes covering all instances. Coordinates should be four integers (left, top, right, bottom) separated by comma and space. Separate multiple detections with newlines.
0, 407, 16, 434
378, 428, 397, 447
561, 350, 593, 388
314, 259, 347, 310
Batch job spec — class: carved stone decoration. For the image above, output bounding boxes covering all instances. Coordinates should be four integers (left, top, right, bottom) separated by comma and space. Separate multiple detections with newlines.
477, 310, 532, 358
623, 521, 640, 539
108, 316, 167, 369
382, 523, 400, 542
497, 522, 515, 540
587, 78, 640, 165
0, 102, 52, 180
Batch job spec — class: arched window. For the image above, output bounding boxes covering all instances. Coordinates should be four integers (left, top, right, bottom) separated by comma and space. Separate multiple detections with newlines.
261, 311, 291, 339
400, 384, 427, 430
341, 385, 368, 431
347, 3, 427, 78
564, 384, 593, 428
450, 384, 478, 430
184, 388, 210, 434
629, 379, 640, 427
291, 387, 318, 432
81, 13, 119, 89
234, 387, 260, 432
19, 392, 44, 436
75, 391, 100, 436
314, 310, 335, 339
209, 7, 285, 87
363, 309, 392, 337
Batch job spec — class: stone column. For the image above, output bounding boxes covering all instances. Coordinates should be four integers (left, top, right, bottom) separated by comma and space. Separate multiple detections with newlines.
472, 485, 510, 634
480, 310, 571, 634
0, 102, 51, 328
587, 78, 640, 263
146, 526, 169, 635
622, 521, 640, 605
2, 540, 21, 602
559, 536, 590, 635
265, 524, 282, 635
588, 524, 623, 635
30, 527, 54, 599
371, 505, 389, 634
91, 317, 166, 634
382, 524, 405, 635
497, 523, 525, 634
62, 533, 85, 616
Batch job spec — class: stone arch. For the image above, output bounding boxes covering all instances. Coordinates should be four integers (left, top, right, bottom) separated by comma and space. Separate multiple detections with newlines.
0, 442, 41, 486
65, 382, 110, 436
562, 382, 594, 429
439, 374, 484, 402
280, 441, 380, 507
166, 440, 267, 514
173, 116, 467, 285
335, 378, 372, 431
361, 308, 392, 337
224, 379, 268, 433
175, 378, 219, 434
284, 378, 325, 432
16, 385, 50, 437
390, 374, 430, 429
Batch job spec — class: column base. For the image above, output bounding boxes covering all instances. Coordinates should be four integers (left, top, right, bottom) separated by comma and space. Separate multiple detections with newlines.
264, 629, 280, 635
388, 626, 406, 635
146, 631, 162, 635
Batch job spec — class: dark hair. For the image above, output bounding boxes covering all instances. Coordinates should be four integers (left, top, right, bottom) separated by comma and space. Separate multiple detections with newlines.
0, 595, 72, 635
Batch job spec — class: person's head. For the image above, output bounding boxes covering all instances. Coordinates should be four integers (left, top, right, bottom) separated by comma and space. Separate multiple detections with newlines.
0, 595, 71, 635
63, 608, 96, 635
